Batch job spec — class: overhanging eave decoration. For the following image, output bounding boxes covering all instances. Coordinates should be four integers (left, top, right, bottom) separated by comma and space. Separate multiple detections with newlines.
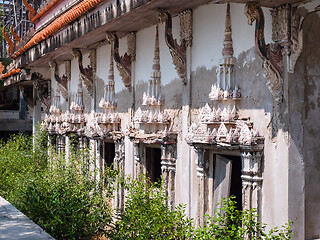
159, 10, 187, 85
49, 61, 69, 100
72, 48, 94, 96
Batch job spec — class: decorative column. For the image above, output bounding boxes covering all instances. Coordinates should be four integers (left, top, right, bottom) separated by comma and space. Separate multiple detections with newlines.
134, 142, 143, 177
114, 140, 125, 210
240, 151, 263, 217
89, 48, 97, 111
33, 82, 42, 137
19, 85, 26, 120
160, 144, 176, 210
195, 146, 205, 227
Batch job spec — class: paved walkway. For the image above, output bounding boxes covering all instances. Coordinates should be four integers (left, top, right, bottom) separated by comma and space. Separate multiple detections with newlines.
0, 196, 54, 240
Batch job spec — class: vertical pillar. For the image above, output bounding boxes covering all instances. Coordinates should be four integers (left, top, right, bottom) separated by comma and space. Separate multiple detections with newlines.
89, 48, 97, 111
127, 32, 136, 112
19, 85, 26, 120
114, 140, 125, 210
179, 8, 193, 218
195, 146, 205, 227
33, 83, 42, 135
240, 151, 263, 239
134, 142, 143, 178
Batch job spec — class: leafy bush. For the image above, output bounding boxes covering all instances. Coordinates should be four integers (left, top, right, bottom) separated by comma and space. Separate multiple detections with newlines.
194, 196, 293, 240
0, 130, 116, 240
16, 148, 116, 240
108, 176, 193, 240
0, 131, 47, 200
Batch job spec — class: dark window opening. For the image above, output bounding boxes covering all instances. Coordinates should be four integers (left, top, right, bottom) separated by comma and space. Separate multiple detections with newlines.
146, 147, 162, 184
228, 155, 242, 211
104, 142, 115, 169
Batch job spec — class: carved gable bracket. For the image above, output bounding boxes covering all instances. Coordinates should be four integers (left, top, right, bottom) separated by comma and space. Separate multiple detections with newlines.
159, 10, 187, 85
245, 2, 283, 103
49, 60, 69, 100
72, 48, 94, 96
110, 32, 134, 91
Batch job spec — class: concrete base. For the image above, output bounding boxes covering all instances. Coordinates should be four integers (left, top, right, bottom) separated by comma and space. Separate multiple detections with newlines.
0, 196, 54, 240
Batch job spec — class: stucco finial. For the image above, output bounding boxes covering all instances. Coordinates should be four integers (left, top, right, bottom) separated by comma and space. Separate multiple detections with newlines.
222, 3, 234, 58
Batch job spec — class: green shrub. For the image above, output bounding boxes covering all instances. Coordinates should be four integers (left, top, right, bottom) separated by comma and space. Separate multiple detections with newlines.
108, 175, 194, 240
0, 131, 47, 200
16, 146, 116, 240
194, 196, 293, 240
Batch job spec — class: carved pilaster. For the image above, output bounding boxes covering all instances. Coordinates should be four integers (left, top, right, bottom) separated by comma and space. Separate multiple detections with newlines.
179, 9, 193, 47
89, 48, 97, 73
271, 5, 291, 43
134, 142, 143, 177
240, 151, 263, 218
127, 32, 136, 61
115, 140, 125, 210
161, 144, 176, 210
195, 146, 205, 226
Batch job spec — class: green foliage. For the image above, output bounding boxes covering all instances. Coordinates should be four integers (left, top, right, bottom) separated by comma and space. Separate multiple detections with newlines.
0, 131, 47, 200
108, 175, 193, 240
0, 129, 116, 240
16, 149, 116, 240
0, 130, 293, 240
194, 196, 293, 240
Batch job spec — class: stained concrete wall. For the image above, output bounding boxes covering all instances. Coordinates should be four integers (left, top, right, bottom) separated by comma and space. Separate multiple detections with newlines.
301, 10, 320, 240
45, 1, 320, 238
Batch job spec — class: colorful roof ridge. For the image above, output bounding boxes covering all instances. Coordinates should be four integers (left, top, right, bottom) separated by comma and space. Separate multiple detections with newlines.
13, 0, 105, 58
31, 0, 64, 23
1, 68, 21, 79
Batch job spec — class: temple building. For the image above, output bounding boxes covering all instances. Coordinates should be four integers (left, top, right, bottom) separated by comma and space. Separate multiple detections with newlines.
1, 0, 320, 238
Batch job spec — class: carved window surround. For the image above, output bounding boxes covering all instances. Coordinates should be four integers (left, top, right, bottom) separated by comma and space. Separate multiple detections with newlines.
133, 139, 177, 210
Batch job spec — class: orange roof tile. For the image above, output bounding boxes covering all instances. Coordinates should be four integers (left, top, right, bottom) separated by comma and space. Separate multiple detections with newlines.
1, 68, 21, 79
13, 0, 104, 58
31, 0, 64, 22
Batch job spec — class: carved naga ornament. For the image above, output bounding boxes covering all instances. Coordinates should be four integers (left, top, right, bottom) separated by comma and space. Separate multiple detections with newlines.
72, 48, 94, 96
159, 10, 187, 85
49, 60, 69, 100
10, 26, 21, 45
22, 0, 35, 21
3, 27, 14, 56
112, 33, 132, 91
245, 2, 283, 103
